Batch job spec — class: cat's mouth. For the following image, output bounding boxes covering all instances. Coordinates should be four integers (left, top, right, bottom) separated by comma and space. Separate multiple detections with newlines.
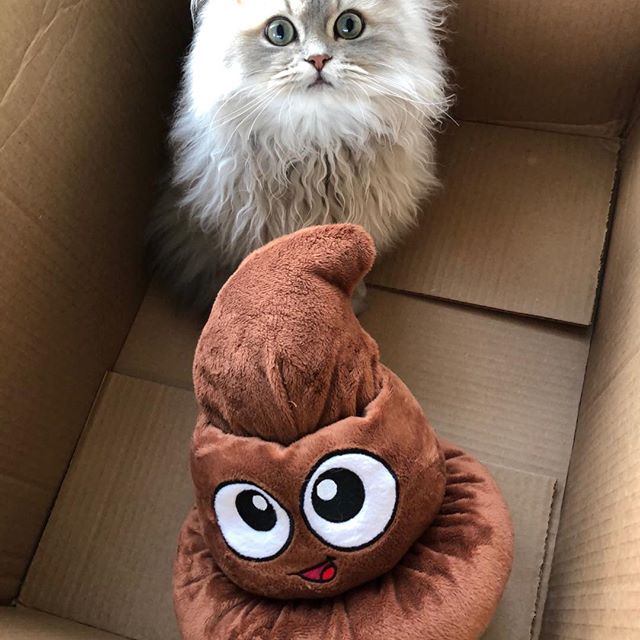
309, 76, 333, 89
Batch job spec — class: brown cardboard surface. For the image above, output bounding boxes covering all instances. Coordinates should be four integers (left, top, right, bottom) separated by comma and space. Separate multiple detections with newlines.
369, 123, 618, 325
0, 607, 125, 640
18, 373, 554, 640
448, 0, 640, 133
0, 0, 189, 603
20, 375, 197, 640
541, 115, 640, 638
483, 466, 556, 640
115, 281, 204, 390
361, 289, 590, 481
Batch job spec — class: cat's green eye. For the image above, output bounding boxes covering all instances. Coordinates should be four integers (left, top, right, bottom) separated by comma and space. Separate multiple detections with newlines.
335, 11, 365, 40
265, 17, 297, 46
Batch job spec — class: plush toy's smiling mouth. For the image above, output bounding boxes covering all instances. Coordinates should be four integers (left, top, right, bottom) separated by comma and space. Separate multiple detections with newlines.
296, 558, 337, 583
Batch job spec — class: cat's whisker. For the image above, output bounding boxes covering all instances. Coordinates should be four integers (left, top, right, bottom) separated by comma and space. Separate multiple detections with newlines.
342, 64, 371, 76
360, 78, 449, 121
373, 66, 454, 110
213, 91, 273, 128
271, 66, 298, 81
218, 90, 280, 156
355, 80, 442, 138
214, 89, 281, 129
355, 77, 430, 116
346, 86, 370, 128
246, 90, 282, 144
208, 86, 259, 122
366, 62, 446, 94
275, 89, 296, 170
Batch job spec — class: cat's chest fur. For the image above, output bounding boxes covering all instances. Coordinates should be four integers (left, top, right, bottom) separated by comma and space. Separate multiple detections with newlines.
179, 118, 433, 265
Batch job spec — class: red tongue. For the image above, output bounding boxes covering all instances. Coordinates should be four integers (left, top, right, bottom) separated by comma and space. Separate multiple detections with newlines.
301, 560, 337, 582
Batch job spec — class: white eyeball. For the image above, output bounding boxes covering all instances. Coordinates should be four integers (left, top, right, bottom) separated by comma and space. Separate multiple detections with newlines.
213, 482, 293, 561
301, 450, 398, 551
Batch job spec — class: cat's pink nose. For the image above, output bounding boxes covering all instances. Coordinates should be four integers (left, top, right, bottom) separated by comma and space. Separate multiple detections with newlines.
306, 54, 332, 71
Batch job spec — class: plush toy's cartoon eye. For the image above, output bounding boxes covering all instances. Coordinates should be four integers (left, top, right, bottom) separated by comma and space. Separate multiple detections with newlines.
213, 482, 293, 561
301, 450, 398, 550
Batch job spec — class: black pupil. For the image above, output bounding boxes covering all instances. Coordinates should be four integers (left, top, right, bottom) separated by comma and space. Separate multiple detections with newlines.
312, 468, 365, 523
276, 23, 286, 40
236, 490, 277, 532
344, 17, 355, 32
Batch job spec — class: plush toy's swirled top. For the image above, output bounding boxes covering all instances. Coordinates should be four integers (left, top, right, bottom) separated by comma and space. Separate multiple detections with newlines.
193, 224, 383, 445
190, 224, 447, 599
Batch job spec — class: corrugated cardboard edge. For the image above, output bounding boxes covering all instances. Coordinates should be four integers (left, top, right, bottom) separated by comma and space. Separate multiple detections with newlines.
529, 484, 558, 640
115, 280, 203, 390
483, 465, 557, 640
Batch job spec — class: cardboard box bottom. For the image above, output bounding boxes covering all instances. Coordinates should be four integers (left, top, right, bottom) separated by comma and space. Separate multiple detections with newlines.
14, 374, 555, 640
0, 607, 125, 640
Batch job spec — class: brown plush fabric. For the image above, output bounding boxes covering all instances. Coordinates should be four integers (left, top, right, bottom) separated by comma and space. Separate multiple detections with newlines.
175, 442, 514, 640
193, 224, 383, 445
175, 224, 514, 639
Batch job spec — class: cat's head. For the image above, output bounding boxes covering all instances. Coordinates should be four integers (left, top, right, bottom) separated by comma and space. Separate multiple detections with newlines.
187, 0, 449, 143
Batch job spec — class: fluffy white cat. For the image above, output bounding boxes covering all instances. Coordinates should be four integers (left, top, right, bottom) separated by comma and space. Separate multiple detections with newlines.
149, 0, 450, 311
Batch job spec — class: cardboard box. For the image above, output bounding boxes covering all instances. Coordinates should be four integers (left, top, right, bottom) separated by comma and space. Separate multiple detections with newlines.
1, 1, 639, 639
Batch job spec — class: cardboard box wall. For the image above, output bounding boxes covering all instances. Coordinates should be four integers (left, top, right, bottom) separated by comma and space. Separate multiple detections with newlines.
1, 1, 639, 639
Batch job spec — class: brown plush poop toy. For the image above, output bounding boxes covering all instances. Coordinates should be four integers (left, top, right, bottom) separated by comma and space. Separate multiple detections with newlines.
175, 225, 514, 639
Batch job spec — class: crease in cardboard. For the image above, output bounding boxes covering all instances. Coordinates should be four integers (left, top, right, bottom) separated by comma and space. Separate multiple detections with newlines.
20, 374, 197, 640
1, 3, 84, 145
462, 118, 624, 141
483, 466, 556, 640
0, 606, 130, 640
448, 0, 640, 131
9, 372, 111, 604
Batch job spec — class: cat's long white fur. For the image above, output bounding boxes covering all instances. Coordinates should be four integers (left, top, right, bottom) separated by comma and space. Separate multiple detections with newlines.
149, 0, 450, 310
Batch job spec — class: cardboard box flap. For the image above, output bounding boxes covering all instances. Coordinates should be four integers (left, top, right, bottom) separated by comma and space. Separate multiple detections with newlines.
541, 110, 640, 638
370, 123, 618, 325
448, 0, 640, 133
21, 375, 197, 640
484, 466, 556, 640
0, 607, 125, 640
20, 374, 555, 640
0, 0, 189, 603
